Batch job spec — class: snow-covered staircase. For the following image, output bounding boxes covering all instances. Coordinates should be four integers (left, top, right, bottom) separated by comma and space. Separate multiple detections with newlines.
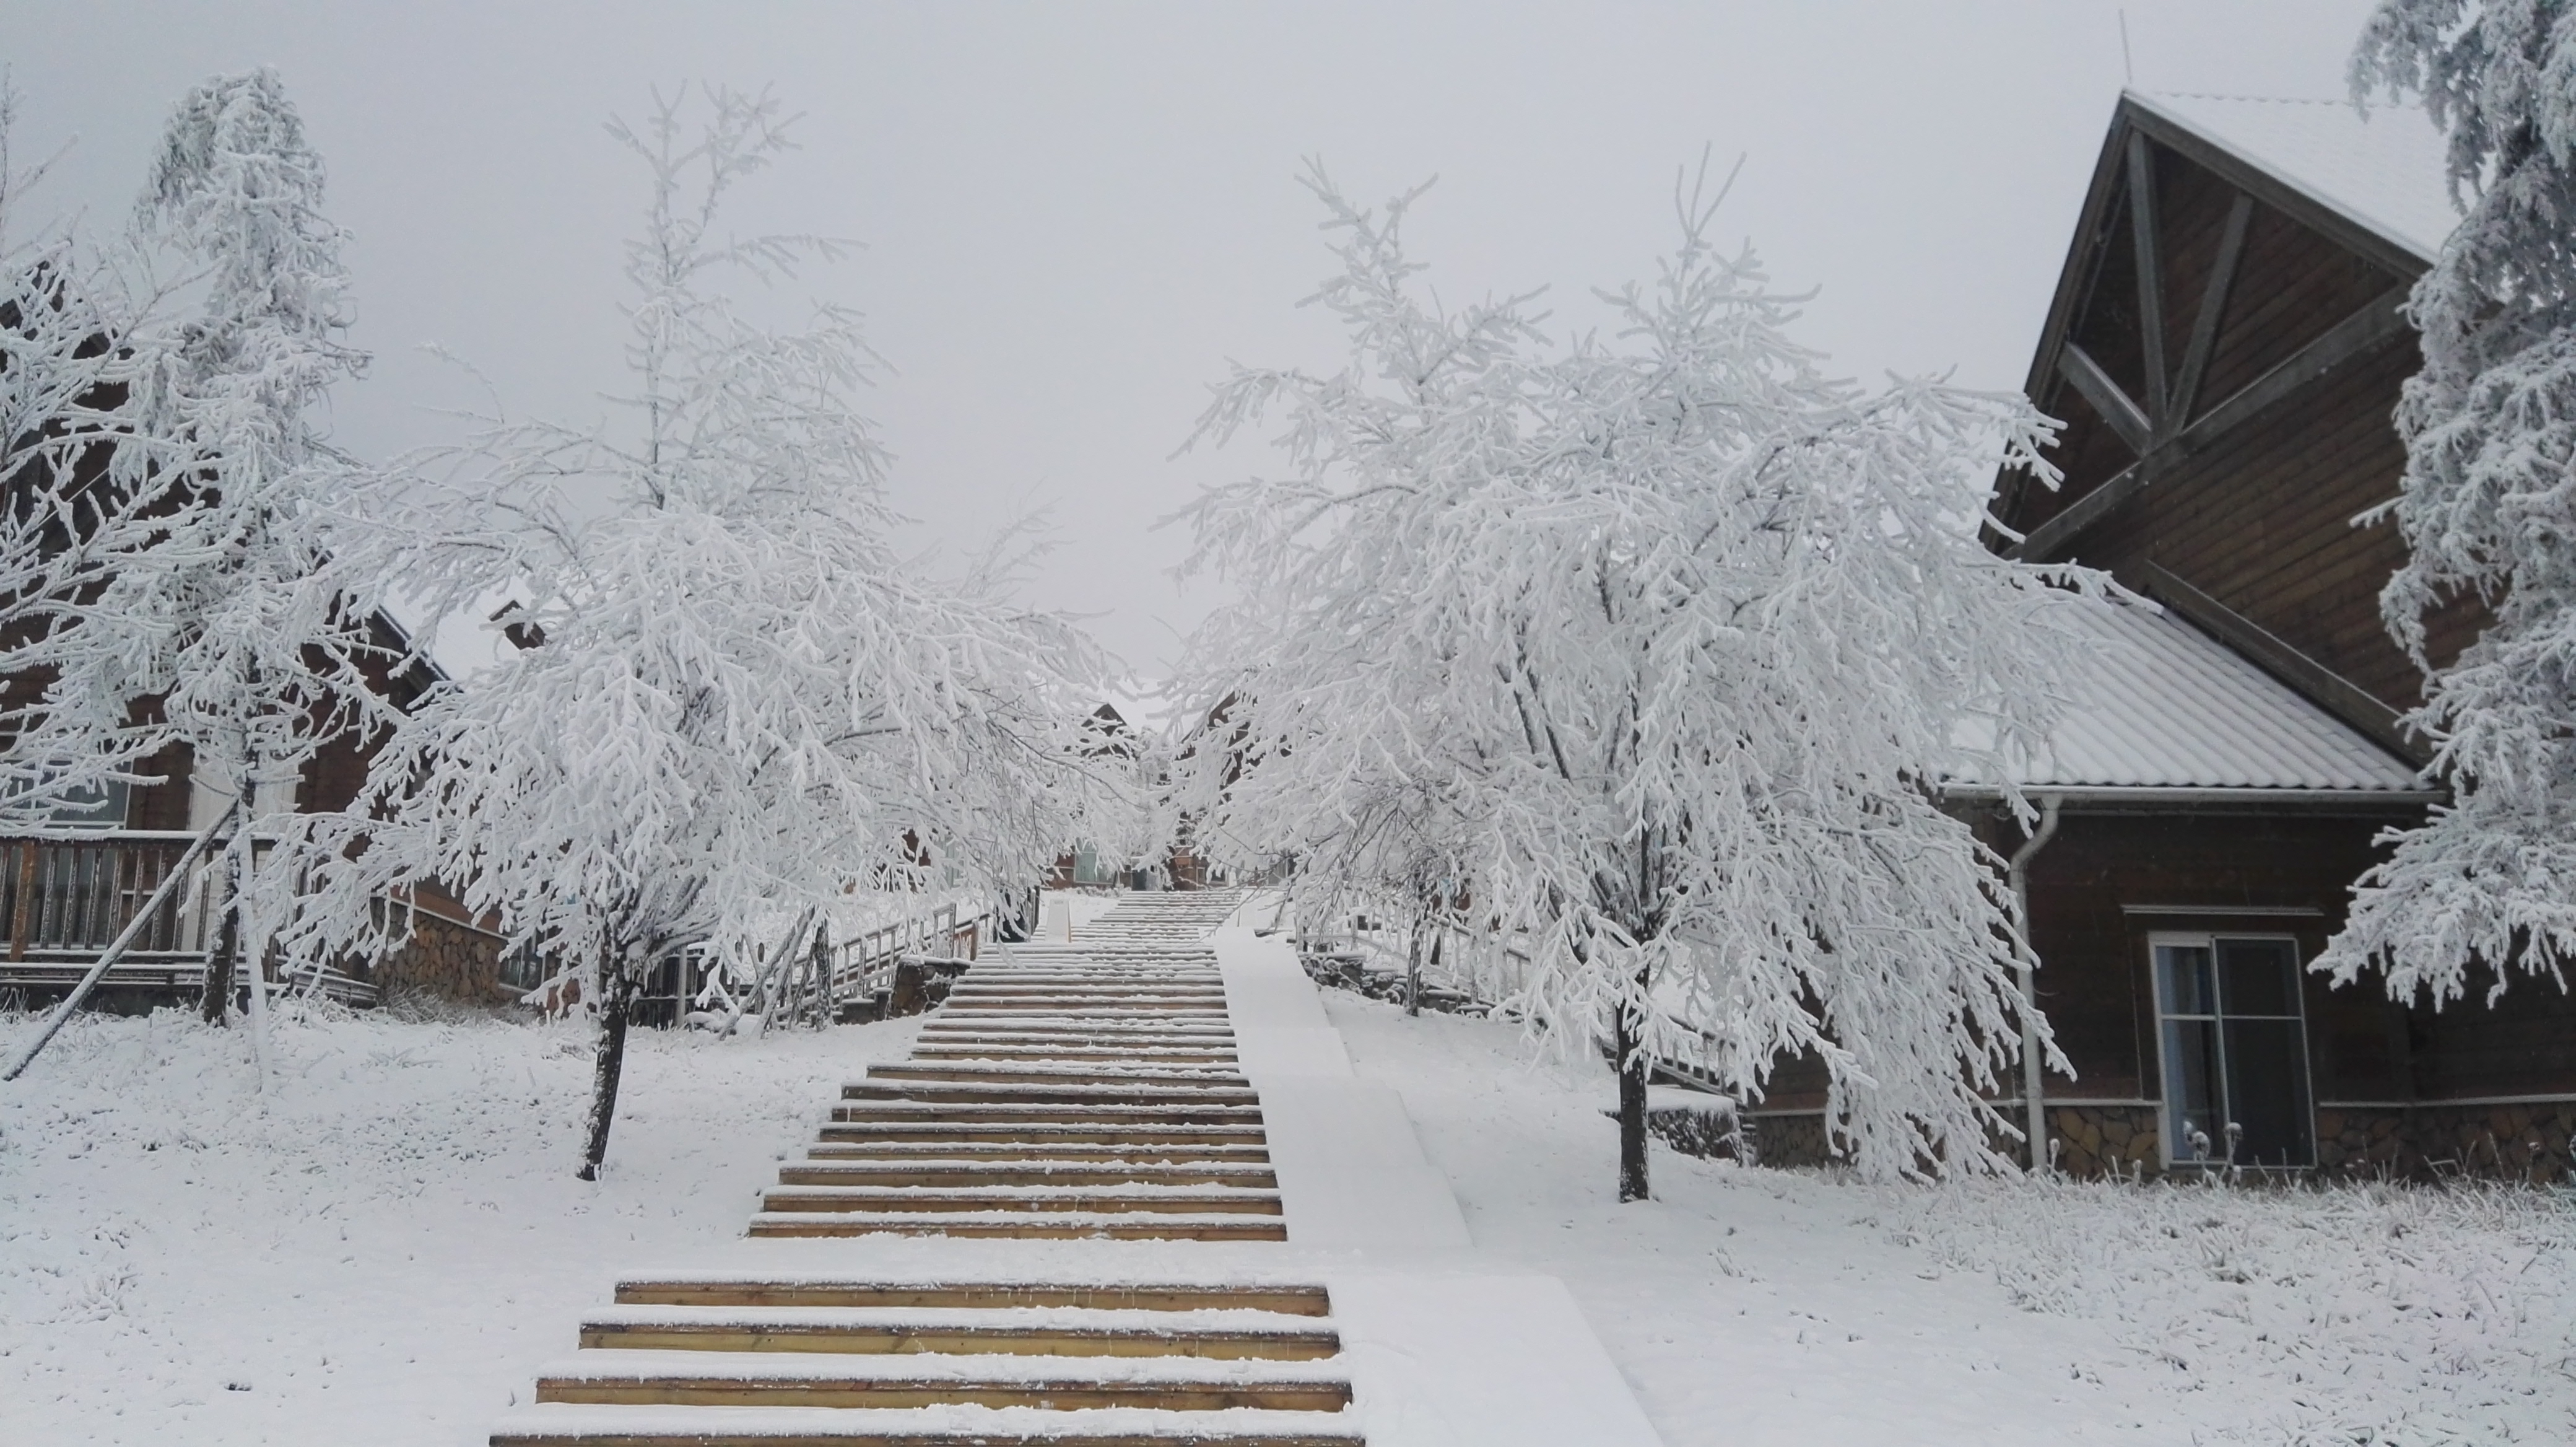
491, 888, 1367, 1445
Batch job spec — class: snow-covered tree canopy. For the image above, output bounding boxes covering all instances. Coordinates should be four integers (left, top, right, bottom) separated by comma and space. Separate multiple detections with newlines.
2319, 2, 2576, 1003
6, 68, 394, 836
286, 88, 1105, 992
1175, 164, 2105, 1183
0, 84, 162, 818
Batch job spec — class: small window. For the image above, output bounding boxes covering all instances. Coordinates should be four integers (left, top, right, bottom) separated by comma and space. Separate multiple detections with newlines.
8, 776, 131, 829
2152, 933, 2314, 1168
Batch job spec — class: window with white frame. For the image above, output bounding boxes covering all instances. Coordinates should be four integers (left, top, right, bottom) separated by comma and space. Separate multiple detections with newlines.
2151, 932, 2315, 1168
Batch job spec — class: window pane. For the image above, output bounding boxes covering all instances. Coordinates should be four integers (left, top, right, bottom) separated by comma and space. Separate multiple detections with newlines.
2221, 1018, 2315, 1166
2162, 1018, 2224, 1161
2156, 944, 2215, 1015
2217, 938, 2299, 1016
46, 780, 130, 830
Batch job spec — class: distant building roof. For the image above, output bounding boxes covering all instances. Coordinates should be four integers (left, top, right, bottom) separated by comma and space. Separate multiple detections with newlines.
1953, 596, 2427, 799
2128, 90, 2458, 261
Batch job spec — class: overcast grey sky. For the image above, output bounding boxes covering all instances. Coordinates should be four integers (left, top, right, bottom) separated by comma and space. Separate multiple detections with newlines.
6, 1, 2382, 682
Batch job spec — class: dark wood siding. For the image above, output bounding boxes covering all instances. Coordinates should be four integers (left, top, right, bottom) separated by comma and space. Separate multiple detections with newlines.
2006, 810, 2418, 1104
2409, 969, 2576, 1100
128, 740, 193, 830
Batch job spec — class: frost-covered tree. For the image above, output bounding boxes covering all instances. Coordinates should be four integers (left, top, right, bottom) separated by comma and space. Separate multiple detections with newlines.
0, 81, 194, 818
1176, 164, 2102, 1194
6, 72, 391, 1060
2319, 4, 2576, 1003
287, 89, 1103, 1178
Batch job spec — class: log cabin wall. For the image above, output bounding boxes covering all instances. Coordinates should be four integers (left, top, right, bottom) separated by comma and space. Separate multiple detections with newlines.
2008, 810, 2417, 1108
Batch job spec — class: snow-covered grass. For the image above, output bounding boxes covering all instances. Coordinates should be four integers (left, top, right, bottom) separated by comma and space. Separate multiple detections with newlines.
1325, 990, 2576, 1447
0, 1002, 918, 1445
9, 981, 2571, 1446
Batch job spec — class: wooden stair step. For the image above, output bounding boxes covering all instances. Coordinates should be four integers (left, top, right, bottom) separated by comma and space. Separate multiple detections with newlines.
575, 1305, 1334, 1359
870, 1061, 1246, 1078
908, 1047, 1240, 1065
490, 1402, 1361, 1445
759, 1186, 1283, 1215
531, 1352, 1351, 1412
776, 1161, 1277, 1189
611, 1280, 1331, 1316
830, 1104, 1264, 1126
846, 1077, 1253, 1100
809, 1117, 1262, 1138
744, 1211, 1289, 1241
806, 1141, 1269, 1163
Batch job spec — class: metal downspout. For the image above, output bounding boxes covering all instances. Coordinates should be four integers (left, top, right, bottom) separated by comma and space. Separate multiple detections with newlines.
2006, 794, 2062, 1172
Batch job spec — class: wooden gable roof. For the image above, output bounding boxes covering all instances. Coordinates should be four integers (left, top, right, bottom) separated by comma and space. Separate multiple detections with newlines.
1988, 91, 2481, 767
1993, 93, 2434, 564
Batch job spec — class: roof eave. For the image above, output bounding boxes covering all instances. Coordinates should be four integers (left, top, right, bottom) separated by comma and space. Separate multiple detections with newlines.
1939, 782, 2442, 813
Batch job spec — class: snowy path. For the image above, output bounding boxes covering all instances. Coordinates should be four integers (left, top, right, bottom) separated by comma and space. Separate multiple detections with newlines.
1211, 919, 1664, 1446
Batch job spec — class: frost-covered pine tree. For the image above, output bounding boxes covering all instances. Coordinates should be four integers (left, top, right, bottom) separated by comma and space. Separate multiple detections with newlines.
285, 89, 1103, 1179
8, 72, 392, 1059
1177, 164, 2101, 1194
2318, 3, 2576, 1003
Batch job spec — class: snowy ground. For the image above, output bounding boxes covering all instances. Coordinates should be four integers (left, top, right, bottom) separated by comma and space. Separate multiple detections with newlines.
0, 1001, 922, 1446
6, 950, 2571, 1447
1325, 990, 2576, 1447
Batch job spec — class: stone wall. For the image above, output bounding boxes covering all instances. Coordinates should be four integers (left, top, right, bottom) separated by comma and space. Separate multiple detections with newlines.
374, 910, 509, 1006
2318, 1101, 2576, 1184
1745, 1111, 1834, 1168
2045, 1104, 2162, 1176
1751, 1099, 2575, 1183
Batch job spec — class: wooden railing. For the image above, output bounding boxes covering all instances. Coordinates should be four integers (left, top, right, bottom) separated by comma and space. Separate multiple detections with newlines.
825, 901, 984, 1004
0, 833, 210, 962
0, 831, 382, 1008
635, 898, 1006, 1029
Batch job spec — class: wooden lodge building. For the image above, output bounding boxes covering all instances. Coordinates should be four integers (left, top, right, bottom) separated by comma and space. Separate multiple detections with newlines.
1756, 92, 2576, 1181
0, 610, 517, 1013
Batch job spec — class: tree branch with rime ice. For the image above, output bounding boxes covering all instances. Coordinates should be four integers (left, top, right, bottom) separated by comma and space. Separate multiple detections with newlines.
1169, 155, 2108, 1187
271, 86, 1115, 1176
2320, 1, 2576, 1004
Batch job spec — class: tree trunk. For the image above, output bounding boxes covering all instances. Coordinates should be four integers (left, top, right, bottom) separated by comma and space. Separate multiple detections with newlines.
198, 844, 243, 1025
1404, 908, 1424, 1017
1614, 987, 1650, 1203
577, 963, 635, 1181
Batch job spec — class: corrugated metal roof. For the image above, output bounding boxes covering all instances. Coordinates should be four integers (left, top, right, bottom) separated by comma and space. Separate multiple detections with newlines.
2130, 90, 2458, 261
1957, 597, 2422, 793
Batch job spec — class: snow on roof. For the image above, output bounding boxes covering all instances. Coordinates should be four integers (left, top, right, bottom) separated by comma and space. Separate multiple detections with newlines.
2129, 90, 2459, 261
1957, 596, 2422, 795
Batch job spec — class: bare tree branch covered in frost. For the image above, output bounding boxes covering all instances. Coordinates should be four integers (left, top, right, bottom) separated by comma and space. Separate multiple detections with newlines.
283, 88, 1106, 1178
4, 72, 393, 1075
2320, 2, 2576, 1004
0, 80, 181, 818
1174, 163, 2107, 1194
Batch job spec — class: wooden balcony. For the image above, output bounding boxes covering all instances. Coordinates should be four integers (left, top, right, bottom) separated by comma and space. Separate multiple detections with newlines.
0, 831, 375, 1007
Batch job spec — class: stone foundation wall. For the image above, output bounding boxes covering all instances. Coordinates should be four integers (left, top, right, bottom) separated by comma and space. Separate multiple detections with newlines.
2045, 1104, 2162, 1177
1749, 1100, 2575, 1183
1746, 1111, 1834, 1168
375, 911, 509, 1005
2318, 1101, 2576, 1183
